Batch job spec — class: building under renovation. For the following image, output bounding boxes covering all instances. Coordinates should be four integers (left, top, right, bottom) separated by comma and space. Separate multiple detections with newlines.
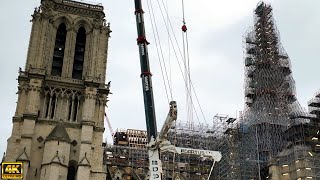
104, 2, 319, 180
240, 1, 306, 178
3, 0, 318, 180
104, 115, 235, 180
214, 2, 320, 180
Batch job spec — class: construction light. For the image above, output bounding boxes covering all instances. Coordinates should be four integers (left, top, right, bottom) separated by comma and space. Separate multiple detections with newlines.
282, 165, 288, 167
307, 177, 312, 179
295, 160, 299, 163
312, 137, 318, 141
120, 156, 126, 159
297, 169, 300, 171
306, 168, 311, 170
317, 130, 319, 135
308, 152, 313, 157
282, 173, 289, 176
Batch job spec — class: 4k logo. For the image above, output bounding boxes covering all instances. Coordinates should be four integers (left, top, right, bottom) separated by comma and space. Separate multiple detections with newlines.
1, 162, 23, 179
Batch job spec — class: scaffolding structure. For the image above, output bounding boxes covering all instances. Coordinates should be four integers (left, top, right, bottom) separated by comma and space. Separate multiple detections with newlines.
103, 2, 320, 180
105, 129, 149, 179
104, 114, 235, 180
163, 115, 236, 179
213, 115, 241, 180
238, 2, 319, 179
267, 92, 320, 180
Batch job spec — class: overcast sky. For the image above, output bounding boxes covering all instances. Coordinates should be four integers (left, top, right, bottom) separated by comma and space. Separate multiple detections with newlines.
0, 0, 319, 154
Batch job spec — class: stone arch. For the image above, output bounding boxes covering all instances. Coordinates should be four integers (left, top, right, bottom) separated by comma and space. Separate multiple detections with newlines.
52, 13, 73, 30
71, 18, 92, 82
72, 17, 93, 34
72, 26, 86, 80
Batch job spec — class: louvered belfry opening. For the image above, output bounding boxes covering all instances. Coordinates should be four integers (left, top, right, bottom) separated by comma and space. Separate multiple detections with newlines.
52, 23, 67, 76
72, 27, 86, 80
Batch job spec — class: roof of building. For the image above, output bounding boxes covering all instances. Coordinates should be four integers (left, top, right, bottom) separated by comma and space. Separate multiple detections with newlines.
46, 122, 71, 143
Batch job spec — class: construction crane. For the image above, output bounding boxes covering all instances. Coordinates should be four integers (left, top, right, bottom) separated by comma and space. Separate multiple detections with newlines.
133, 0, 222, 179
104, 113, 114, 142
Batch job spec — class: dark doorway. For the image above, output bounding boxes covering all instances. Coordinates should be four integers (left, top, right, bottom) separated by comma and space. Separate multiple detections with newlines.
67, 161, 77, 180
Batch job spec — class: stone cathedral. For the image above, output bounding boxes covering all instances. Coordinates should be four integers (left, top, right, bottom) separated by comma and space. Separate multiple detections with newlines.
3, 0, 111, 179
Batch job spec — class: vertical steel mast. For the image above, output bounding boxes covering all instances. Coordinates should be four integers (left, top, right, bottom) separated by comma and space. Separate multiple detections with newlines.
134, 1, 163, 179
132, 3, 222, 180
134, 0, 158, 144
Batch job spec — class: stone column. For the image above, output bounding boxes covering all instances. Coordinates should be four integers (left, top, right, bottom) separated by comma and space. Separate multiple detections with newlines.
86, 29, 100, 78
20, 161, 29, 180
5, 77, 30, 161
98, 100, 105, 127
25, 11, 42, 69
77, 164, 91, 180
77, 87, 96, 179
36, 18, 52, 69
21, 78, 43, 158
15, 80, 29, 116
46, 26, 58, 76
83, 31, 92, 78
63, 29, 76, 78
77, 122, 93, 179
96, 28, 109, 83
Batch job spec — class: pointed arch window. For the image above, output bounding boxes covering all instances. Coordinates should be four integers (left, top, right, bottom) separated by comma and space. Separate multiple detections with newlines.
43, 92, 57, 119
67, 95, 79, 122
52, 23, 67, 76
72, 27, 86, 80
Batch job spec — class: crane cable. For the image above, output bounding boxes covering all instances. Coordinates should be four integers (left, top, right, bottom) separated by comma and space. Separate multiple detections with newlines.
146, 0, 173, 104
146, 0, 209, 177
145, 0, 205, 126
154, 0, 200, 124
156, 0, 208, 126
165, 0, 177, 178
181, 2, 195, 178
180, 0, 194, 129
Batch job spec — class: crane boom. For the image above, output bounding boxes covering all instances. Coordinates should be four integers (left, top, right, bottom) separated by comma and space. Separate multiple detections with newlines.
134, 0, 158, 142
157, 101, 177, 141
132, 1, 222, 179
133, 0, 162, 179
104, 113, 114, 136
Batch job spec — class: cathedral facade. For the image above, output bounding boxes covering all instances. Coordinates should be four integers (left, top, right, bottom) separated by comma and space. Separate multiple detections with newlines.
3, 0, 111, 179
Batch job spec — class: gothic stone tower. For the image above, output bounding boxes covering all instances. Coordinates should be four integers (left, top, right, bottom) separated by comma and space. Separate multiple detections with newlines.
3, 0, 111, 180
